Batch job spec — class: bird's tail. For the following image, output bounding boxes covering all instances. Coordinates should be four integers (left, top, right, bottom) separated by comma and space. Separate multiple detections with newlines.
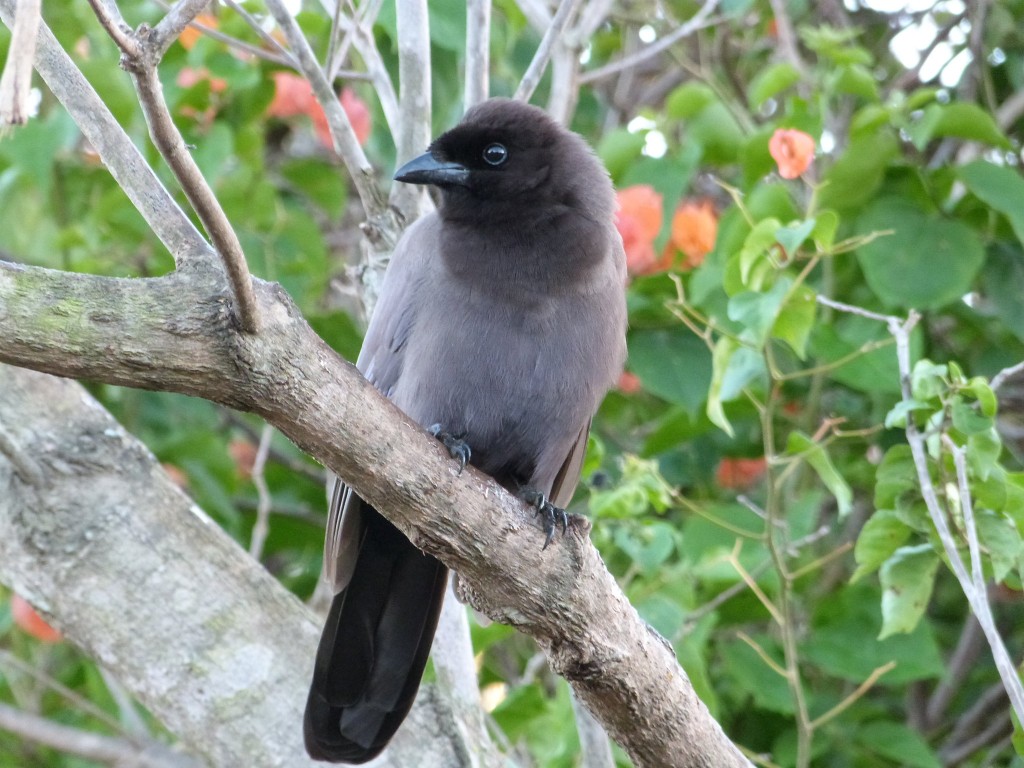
304, 506, 448, 763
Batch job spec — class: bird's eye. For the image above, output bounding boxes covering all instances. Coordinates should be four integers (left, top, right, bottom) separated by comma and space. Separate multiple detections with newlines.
482, 143, 508, 166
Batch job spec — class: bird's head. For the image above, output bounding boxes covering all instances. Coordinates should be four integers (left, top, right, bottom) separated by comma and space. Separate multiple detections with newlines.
394, 99, 614, 226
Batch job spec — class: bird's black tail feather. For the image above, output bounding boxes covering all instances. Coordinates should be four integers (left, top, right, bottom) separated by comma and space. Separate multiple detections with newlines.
304, 506, 448, 763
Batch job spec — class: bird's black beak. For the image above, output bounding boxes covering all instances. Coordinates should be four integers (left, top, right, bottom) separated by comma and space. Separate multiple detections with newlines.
394, 151, 470, 187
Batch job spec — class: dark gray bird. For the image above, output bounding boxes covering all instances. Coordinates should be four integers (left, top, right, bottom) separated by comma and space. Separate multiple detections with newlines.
304, 98, 627, 763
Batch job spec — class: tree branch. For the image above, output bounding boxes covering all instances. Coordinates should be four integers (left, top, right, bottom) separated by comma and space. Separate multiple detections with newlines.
514, 0, 583, 103
87, 0, 260, 334
464, 0, 491, 108
580, 1, 722, 85
0, 0, 205, 261
0, 0, 40, 126
0, 260, 751, 768
389, 0, 432, 221
266, 0, 386, 220
0, 702, 197, 768
0, 363, 474, 768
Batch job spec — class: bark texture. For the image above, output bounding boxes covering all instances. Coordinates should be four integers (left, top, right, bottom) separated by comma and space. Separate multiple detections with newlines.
0, 259, 751, 767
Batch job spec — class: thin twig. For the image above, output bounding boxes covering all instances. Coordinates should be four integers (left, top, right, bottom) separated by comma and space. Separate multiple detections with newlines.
991, 360, 1024, 391
808, 662, 896, 729
151, 0, 297, 67
580, 1, 722, 84
925, 613, 984, 729
514, 0, 552, 32
464, 0, 491, 108
390, 0, 432, 221
133, 68, 259, 331
815, 294, 900, 325
248, 423, 275, 560
514, 0, 583, 103
221, 0, 295, 63
0, 0, 41, 126
886, 313, 1024, 727
0, 0, 204, 260
766, 0, 806, 74
149, 0, 214, 58
84, 0, 140, 58
266, 0, 386, 219
0, 702, 197, 768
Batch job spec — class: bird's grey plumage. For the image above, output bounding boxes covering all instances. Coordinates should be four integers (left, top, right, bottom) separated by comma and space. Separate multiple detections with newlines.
305, 98, 627, 763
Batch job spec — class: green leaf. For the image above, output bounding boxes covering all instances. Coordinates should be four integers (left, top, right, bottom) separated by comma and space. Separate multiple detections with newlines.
805, 583, 945, 684
951, 400, 993, 435
910, 359, 947, 401
736, 218, 783, 290
879, 545, 939, 638
720, 636, 795, 714
727, 278, 791, 347
884, 399, 931, 429
818, 130, 898, 211
615, 521, 677, 575
856, 722, 941, 768
666, 82, 717, 118
811, 210, 840, 250
596, 127, 645, 181
855, 199, 986, 310
834, 63, 880, 101
875, 446, 919, 513
959, 161, 1024, 247
628, 328, 712, 411
852, 509, 912, 581
774, 219, 816, 257
749, 63, 801, 108
966, 377, 998, 418
771, 283, 816, 359
968, 428, 1003, 481
975, 511, 1023, 583
908, 102, 1011, 150
786, 431, 853, 517
688, 102, 744, 164
707, 337, 739, 437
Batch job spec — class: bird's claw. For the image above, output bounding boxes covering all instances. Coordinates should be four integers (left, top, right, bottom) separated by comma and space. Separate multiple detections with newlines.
520, 488, 568, 549
428, 424, 471, 473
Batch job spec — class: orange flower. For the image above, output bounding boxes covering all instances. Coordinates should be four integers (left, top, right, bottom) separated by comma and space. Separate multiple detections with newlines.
178, 13, 218, 51
176, 67, 227, 93
670, 199, 718, 269
769, 129, 815, 179
716, 457, 767, 490
615, 185, 663, 275
267, 74, 372, 149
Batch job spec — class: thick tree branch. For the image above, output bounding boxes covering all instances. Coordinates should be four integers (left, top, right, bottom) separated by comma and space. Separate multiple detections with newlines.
0, 260, 750, 768
0, 363, 476, 768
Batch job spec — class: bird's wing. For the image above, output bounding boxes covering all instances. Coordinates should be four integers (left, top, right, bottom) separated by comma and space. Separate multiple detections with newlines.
324, 215, 439, 592
548, 419, 591, 509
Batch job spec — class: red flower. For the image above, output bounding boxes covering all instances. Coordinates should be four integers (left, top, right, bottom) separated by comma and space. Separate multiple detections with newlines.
615, 185, 663, 275
769, 129, 815, 179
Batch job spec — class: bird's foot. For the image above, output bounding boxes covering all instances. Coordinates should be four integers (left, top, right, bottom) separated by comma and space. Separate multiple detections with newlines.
519, 488, 569, 550
428, 424, 471, 473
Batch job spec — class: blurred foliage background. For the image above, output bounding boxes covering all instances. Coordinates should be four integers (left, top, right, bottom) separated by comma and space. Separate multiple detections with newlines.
2, 0, 1024, 766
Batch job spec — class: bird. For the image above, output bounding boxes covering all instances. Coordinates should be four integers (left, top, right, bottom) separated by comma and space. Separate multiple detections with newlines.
304, 97, 627, 763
